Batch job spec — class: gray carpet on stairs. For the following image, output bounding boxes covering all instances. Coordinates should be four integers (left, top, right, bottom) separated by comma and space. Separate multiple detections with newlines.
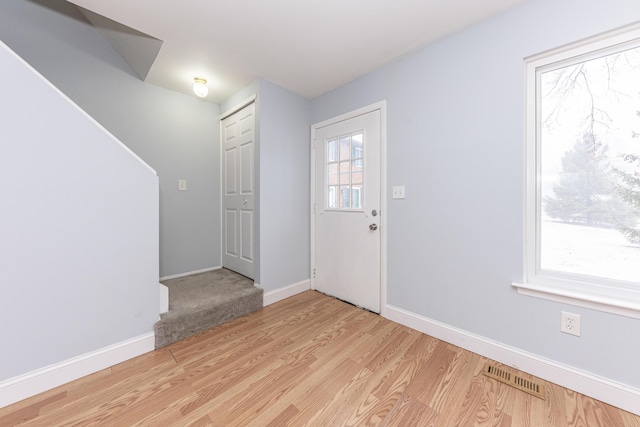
154, 268, 263, 349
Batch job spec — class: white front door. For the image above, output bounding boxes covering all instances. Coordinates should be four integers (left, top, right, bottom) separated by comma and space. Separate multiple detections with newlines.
221, 103, 255, 279
312, 108, 382, 312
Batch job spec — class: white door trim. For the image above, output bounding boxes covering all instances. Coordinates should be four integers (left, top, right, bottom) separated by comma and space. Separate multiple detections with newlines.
219, 94, 257, 120
310, 101, 387, 316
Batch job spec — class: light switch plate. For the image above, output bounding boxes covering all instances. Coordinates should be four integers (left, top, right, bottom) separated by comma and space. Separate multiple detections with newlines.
392, 186, 405, 199
178, 179, 187, 191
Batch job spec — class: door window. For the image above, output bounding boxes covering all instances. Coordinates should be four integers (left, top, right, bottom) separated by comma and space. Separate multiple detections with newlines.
326, 132, 364, 210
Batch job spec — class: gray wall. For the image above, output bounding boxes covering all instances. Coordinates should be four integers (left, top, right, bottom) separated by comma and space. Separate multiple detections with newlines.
311, 0, 640, 387
1, 39, 158, 381
259, 80, 311, 292
0, 0, 221, 277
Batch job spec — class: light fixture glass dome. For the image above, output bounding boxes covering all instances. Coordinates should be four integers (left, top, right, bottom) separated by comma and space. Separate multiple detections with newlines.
193, 77, 208, 98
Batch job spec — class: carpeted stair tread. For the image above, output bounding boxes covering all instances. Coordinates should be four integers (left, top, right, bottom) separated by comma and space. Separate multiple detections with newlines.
154, 268, 263, 349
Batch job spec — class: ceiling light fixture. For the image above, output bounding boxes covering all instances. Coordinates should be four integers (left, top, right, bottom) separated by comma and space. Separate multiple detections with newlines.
193, 77, 208, 98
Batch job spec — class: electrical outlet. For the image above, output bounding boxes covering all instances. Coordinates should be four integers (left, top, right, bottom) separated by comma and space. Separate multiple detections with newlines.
561, 311, 581, 336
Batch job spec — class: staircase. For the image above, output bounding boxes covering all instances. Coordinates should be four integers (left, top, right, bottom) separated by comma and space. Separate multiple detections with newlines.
154, 269, 263, 348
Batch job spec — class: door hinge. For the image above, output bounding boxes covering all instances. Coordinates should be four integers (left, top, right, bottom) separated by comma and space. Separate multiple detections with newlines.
313, 203, 316, 214
313, 268, 316, 279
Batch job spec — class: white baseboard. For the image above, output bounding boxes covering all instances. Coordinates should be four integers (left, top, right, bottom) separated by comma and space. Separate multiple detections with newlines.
263, 279, 311, 306
385, 305, 640, 416
160, 266, 222, 281
0, 333, 155, 409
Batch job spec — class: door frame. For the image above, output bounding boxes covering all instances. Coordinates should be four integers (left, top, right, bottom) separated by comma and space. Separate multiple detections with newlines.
310, 101, 387, 316
219, 94, 258, 279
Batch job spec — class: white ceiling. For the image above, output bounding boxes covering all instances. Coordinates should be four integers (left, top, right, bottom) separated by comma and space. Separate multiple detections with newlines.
67, 0, 529, 103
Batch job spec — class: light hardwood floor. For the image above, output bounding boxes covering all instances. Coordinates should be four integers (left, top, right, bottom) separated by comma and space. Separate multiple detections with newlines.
1, 291, 638, 426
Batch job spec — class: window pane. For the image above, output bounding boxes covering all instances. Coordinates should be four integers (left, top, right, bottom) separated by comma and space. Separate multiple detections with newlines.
538, 46, 640, 283
340, 185, 350, 208
352, 186, 362, 209
327, 163, 338, 185
352, 160, 363, 184
352, 133, 363, 159
339, 161, 350, 184
327, 186, 337, 208
327, 139, 338, 162
339, 136, 350, 160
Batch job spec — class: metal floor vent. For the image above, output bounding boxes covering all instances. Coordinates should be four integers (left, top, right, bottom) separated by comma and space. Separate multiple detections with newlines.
482, 363, 545, 400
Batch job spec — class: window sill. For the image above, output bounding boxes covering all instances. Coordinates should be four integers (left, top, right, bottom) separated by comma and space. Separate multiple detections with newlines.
512, 281, 640, 319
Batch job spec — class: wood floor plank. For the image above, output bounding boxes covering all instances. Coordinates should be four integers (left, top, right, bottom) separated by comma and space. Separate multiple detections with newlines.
174, 355, 287, 424
0, 391, 67, 426
306, 309, 379, 366
379, 392, 440, 427
342, 358, 419, 425
288, 359, 364, 424
264, 403, 299, 427
428, 345, 481, 416
543, 377, 568, 426
486, 366, 522, 426
404, 331, 441, 361
182, 414, 214, 427
245, 350, 364, 426
0, 364, 116, 424
337, 332, 428, 425
371, 356, 423, 402
212, 358, 314, 426
178, 299, 348, 393
452, 369, 497, 426
562, 388, 632, 427
16, 352, 181, 426
1, 291, 638, 426
35, 366, 194, 427
405, 341, 458, 406
278, 306, 362, 369
362, 328, 412, 372
348, 321, 404, 366
295, 364, 374, 426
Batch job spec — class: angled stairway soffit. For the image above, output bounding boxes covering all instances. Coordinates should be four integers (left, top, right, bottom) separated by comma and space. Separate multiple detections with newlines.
76, 6, 162, 81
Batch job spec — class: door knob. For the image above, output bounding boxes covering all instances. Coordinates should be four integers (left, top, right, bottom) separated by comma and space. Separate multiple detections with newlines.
369, 223, 378, 231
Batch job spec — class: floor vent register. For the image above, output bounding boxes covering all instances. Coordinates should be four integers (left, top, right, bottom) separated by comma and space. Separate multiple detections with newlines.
482, 362, 545, 400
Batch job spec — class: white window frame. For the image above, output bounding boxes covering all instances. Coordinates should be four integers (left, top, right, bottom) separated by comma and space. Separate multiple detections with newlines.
513, 23, 640, 319
324, 131, 365, 212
